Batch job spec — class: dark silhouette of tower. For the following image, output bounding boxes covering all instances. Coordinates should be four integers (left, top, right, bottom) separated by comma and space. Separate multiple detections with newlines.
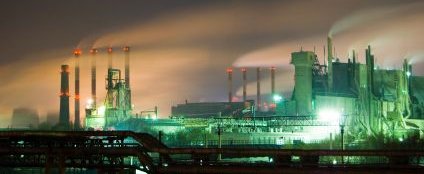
242, 68, 247, 102
59, 65, 70, 128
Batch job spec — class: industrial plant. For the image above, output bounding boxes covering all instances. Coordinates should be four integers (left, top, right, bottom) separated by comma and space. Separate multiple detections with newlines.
52, 36, 424, 149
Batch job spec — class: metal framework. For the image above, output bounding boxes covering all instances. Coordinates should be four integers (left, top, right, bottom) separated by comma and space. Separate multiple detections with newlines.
0, 131, 423, 174
214, 116, 337, 128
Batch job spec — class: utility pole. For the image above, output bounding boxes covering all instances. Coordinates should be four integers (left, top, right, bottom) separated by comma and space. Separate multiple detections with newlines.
217, 112, 222, 161
340, 115, 345, 165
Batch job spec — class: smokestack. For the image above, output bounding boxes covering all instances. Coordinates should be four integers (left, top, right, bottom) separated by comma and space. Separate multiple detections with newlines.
327, 36, 333, 91
107, 47, 113, 69
256, 67, 261, 110
241, 68, 247, 102
123, 46, 130, 88
352, 50, 356, 64
227, 67, 233, 102
73, 49, 81, 129
90, 48, 97, 108
59, 65, 70, 128
271, 67, 276, 96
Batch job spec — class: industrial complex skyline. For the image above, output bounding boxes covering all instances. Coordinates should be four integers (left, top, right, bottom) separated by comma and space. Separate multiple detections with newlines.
1, 0, 424, 127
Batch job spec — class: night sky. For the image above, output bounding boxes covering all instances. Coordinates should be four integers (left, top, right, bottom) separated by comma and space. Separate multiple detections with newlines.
1, 0, 424, 127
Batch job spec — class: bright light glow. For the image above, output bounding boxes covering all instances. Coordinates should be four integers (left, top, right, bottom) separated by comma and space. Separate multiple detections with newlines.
276, 139, 284, 145
332, 159, 337, 165
135, 169, 148, 174
150, 114, 158, 120
273, 94, 283, 102
98, 105, 106, 116
87, 98, 93, 105
406, 71, 411, 77
318, 109, 341, 125
86, 99, 94, 109
399, 137, 404, 142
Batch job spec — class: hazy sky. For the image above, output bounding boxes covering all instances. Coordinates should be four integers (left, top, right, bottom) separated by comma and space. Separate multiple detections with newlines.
1, 0, 423, 127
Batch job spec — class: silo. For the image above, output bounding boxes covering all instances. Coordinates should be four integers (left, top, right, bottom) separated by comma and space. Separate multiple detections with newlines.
291, 51, 315, 115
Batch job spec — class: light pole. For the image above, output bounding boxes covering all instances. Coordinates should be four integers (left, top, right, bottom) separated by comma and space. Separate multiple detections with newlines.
217, 123, 222, 161
340, 114, 346, 165
217, 112, 222, 161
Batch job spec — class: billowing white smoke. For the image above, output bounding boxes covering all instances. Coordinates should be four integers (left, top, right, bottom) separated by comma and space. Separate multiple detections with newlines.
329, 2, 424, 68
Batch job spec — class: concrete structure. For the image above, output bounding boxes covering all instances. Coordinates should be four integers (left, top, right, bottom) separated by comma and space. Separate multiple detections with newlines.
290, 51, 314, 115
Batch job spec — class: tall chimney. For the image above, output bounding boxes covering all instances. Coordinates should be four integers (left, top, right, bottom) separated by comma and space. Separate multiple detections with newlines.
107, 47, 113, 69
271, 66, 276, 96
256, 67, 261, 110
327, 36, 333, 91
59, 65, 70, 128
73, 48, 81, 129
241, 68, 247, 102
123, 46, 130, 88
90, 48, 97, 108
227, 67, 233, 102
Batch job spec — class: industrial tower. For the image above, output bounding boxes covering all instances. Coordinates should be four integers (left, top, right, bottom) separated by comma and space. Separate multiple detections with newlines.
59, 65, 70, 128
85, 46, 133, 130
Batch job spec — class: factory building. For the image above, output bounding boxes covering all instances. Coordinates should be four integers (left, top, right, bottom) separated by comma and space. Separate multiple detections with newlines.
276, 37, 422, 141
